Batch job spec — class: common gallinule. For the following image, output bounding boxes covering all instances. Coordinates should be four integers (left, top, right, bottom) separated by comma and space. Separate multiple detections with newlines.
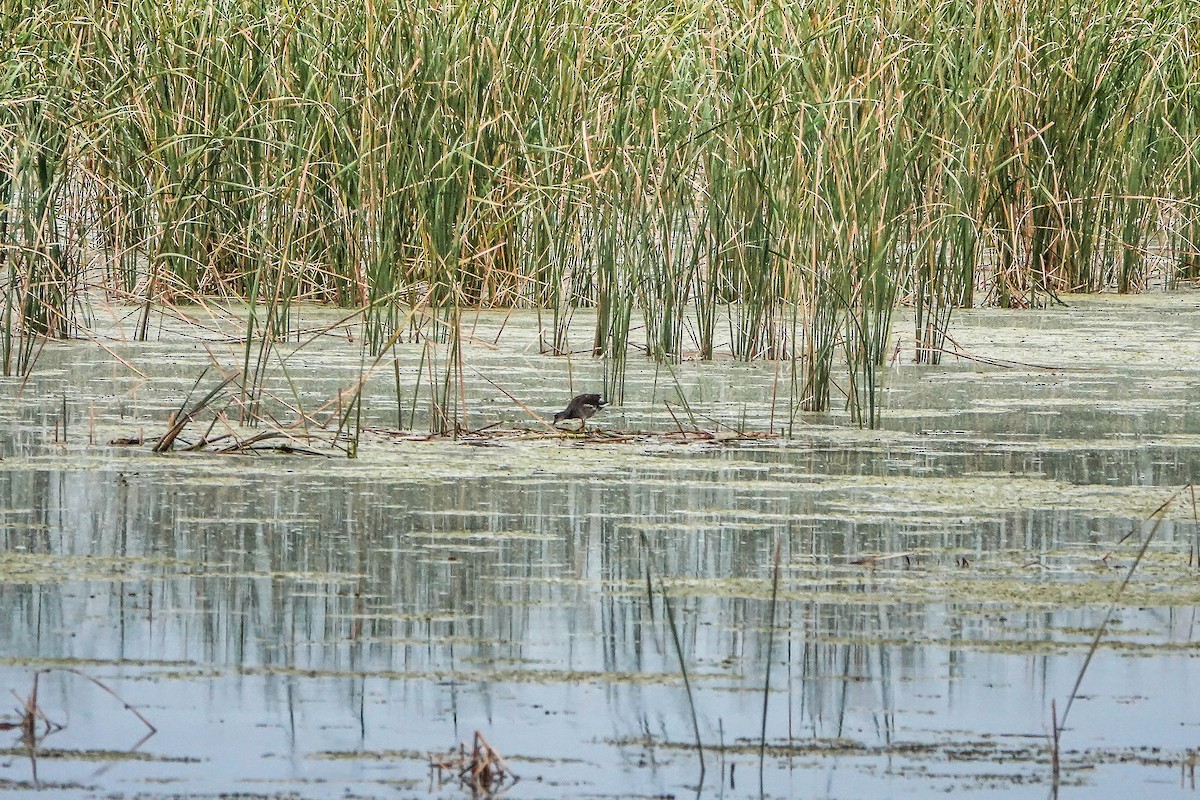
553, 393, 607, 430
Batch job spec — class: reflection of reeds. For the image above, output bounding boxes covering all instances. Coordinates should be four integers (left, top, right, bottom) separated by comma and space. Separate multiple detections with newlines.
758, 540, 782, 786
3, 0, 1198, 425
640, 531, 706, 783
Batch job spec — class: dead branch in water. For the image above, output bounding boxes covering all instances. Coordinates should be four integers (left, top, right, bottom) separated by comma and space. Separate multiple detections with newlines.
2, 668, 156, 738
1, 668, 157, 788
429, 730, 518, 797
153, 370, 240, 452
849, 551, 918, 567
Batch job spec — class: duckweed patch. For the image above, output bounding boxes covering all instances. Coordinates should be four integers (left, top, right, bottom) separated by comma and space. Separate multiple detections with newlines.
0, 749, 199, 764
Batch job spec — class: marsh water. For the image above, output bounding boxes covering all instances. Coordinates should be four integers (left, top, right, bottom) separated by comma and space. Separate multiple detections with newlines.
2, 294, 1200, 798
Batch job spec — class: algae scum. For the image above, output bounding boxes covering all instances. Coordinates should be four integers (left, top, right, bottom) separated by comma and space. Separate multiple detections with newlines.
1, 295, 1199, 798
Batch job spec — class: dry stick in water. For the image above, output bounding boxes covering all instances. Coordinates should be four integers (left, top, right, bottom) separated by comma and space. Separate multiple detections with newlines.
1050, 698, 1060, 792
81, 331, 149, 379
684, 409, 759, 438
936, 331, 1098, 373
470, 369, 555, 431
56, 668, 157, 734
8, 672, 40, 737
1052, 485, 1189, 788
663, 402, 689, 436
4, 668, 156, 783
463, 731, 516, 794
153, 371, 240, 452
152, 368, 210, 450
850, 551, 917, 567
429, 730, 517, 794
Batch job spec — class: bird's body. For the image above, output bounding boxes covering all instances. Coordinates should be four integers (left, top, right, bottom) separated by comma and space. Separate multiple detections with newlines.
554, 393, 607, 430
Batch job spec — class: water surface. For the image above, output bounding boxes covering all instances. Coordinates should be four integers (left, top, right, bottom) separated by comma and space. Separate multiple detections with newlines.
1, 294, 1199, 798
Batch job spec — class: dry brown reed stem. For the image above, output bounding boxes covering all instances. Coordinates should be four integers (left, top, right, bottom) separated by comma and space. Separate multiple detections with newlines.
850, 552, 918, 567
1053, 485, 1191, 788
212, 430, 326, 456
153, 371, 240, 452
429, 731, 517, 796
2, 674, 40, 739
469, 368, 555, 431
663, 401, 688, 436
935, 332, 1102, 372
58, 668, 156, 734
80, 332, 149, 379
3, 668, 155, 737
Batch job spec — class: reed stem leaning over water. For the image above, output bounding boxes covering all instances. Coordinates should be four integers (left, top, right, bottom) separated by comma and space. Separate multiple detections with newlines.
3, 0, 1198, 419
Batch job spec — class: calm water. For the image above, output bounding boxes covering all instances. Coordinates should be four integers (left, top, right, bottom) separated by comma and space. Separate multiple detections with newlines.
1, 295, 1199, 798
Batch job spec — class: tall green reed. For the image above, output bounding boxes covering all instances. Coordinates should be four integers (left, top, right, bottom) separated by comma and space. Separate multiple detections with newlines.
4, 0, 1199, 427
1, 4, 86, 374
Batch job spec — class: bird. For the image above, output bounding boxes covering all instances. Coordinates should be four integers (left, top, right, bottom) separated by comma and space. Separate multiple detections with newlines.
553, 393, 607, 431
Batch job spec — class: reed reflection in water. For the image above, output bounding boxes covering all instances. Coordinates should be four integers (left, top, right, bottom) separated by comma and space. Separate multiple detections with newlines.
0, 444, 1197, 797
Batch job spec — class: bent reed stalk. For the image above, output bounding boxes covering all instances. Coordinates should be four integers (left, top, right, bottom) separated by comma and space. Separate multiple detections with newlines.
2, 0, 1198, 426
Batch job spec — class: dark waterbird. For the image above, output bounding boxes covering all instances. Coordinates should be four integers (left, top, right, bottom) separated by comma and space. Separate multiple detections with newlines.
553, 393, 608, 431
